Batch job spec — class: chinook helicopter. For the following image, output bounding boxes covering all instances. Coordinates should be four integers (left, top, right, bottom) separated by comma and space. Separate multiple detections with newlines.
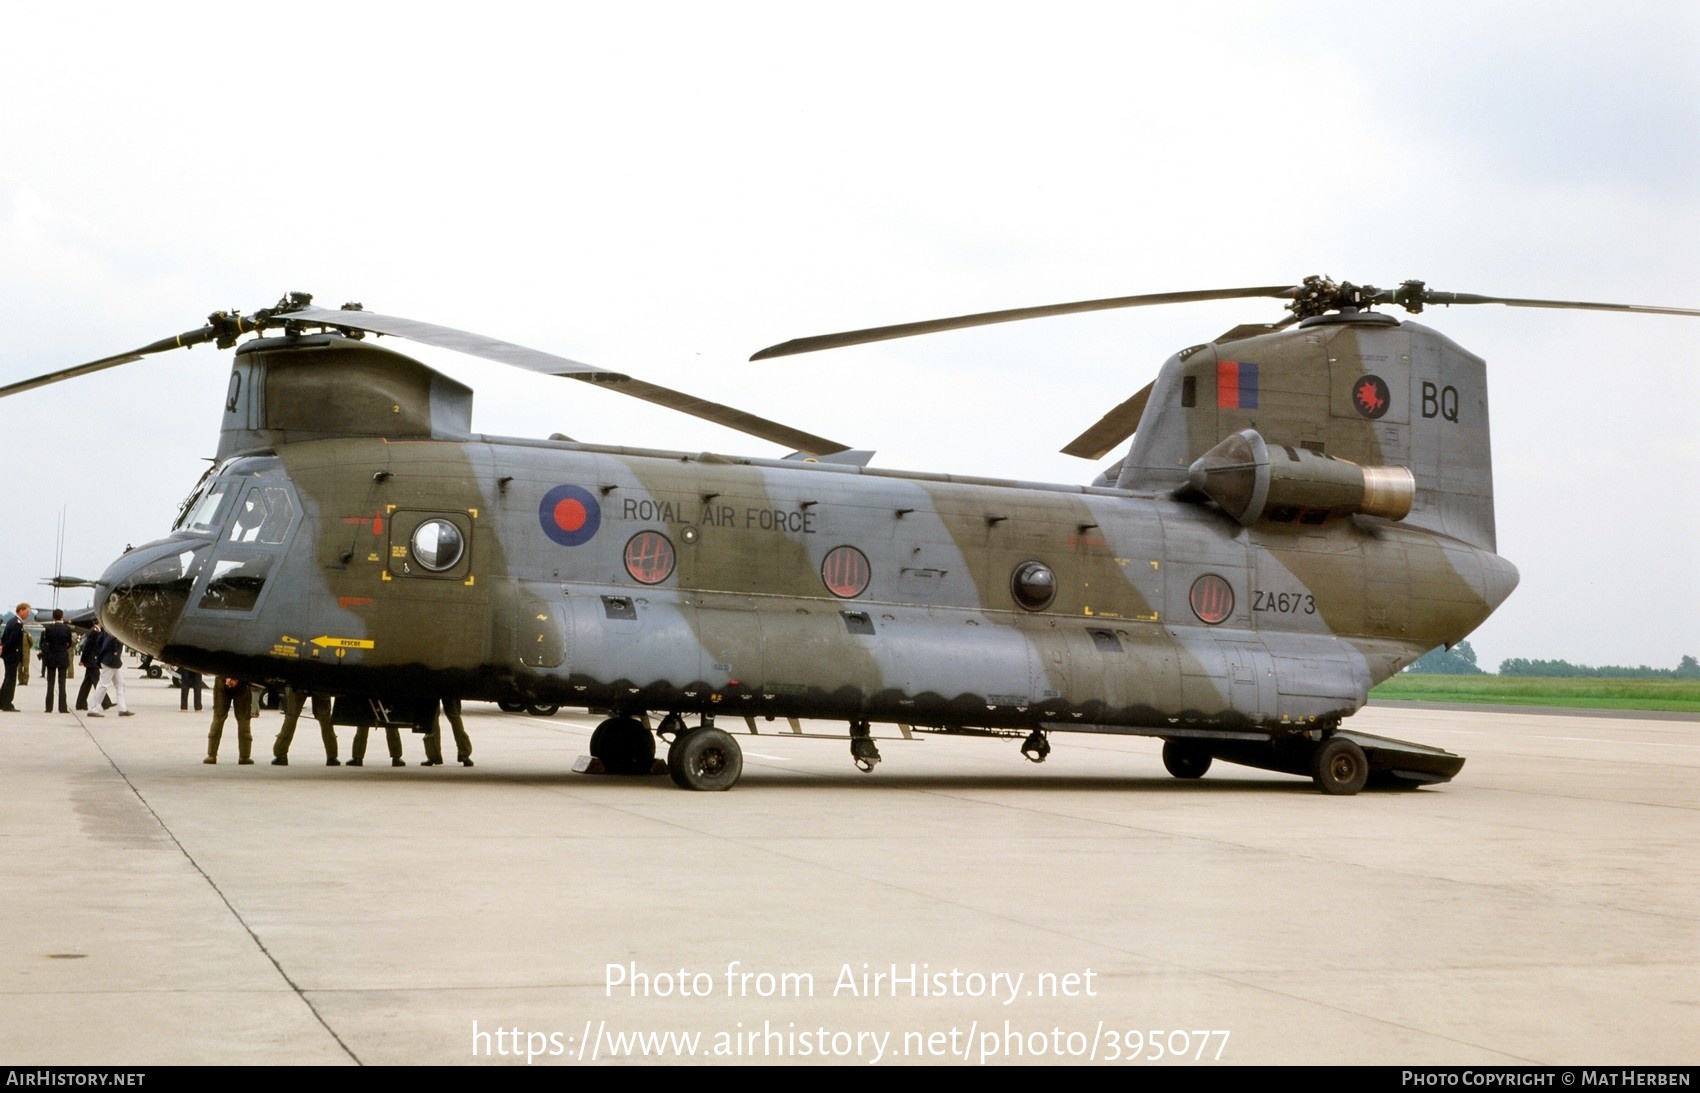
5, 277, 1693, 793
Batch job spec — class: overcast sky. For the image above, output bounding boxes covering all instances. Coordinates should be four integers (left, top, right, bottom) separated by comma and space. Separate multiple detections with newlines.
2, 1, 1695, 672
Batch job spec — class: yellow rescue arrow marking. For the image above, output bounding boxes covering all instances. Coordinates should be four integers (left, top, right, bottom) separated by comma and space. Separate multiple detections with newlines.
310, 636, 375, 650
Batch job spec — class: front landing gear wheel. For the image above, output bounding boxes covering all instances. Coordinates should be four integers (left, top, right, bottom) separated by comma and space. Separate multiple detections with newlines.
590, 716, 655, 775
667, 728, 743, 790
849, 720, 880, 773
1162, 740, 1212, 779
1312, 736, 1368, 796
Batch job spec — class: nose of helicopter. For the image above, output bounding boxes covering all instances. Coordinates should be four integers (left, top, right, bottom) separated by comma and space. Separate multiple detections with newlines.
95, 538, 212, 658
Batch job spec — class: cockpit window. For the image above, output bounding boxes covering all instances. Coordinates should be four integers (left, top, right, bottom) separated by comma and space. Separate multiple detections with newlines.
177, 481, 234, 535
198, 554, 276, 613
227, 485, 298, 545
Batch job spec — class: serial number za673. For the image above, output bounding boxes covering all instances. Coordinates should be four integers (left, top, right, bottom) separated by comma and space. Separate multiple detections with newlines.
1252, 590, 1316, 615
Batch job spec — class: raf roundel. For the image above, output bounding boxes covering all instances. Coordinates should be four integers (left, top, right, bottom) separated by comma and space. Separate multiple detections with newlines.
539, 484, 602, 547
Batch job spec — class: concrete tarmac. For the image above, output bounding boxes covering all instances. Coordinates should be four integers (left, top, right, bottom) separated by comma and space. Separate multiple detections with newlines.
2, 675, 1695, 1066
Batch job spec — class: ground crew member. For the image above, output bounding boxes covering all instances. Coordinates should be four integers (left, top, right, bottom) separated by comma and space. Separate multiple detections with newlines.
350, 718, 405, 767
272, 688, 340, 766
421, 697, 474, 767
205, 676, 255, 764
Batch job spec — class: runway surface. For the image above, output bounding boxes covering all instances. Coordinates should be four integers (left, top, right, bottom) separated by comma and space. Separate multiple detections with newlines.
2, 676, 1695, 1065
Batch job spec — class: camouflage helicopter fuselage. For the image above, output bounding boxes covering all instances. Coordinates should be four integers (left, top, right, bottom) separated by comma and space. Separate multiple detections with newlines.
97, 309, 1518, 789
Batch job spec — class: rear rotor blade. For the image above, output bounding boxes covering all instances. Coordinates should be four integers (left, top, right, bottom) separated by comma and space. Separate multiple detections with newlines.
292, 306, 851, 456
1061, 382, 1154, 460
750, 285, 1299, 360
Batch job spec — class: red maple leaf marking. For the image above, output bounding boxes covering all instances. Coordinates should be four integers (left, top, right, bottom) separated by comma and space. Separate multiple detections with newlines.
1355, 380, 1386, 414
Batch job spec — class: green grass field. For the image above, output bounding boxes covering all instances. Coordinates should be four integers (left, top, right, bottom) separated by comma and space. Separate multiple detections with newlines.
1370, 675, 1700, 713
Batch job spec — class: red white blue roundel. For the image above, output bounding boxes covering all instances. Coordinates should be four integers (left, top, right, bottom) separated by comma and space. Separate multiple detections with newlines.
539, 485, 601, 546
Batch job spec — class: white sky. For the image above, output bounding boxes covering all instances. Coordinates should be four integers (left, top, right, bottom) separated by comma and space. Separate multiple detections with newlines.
2, 1, 1696, 672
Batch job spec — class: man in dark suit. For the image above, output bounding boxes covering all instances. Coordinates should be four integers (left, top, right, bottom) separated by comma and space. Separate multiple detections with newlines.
0, 603, 30, 712
38, 609, 74, 713
76, 623, 108, 711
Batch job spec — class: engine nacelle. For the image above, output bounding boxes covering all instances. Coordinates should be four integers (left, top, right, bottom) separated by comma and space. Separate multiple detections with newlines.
1187, 428, 1414, 526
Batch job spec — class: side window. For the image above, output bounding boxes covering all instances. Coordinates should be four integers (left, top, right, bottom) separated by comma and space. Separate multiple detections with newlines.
387, 510, 476, 581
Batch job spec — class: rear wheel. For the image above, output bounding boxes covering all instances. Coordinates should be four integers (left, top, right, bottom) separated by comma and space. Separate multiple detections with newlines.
590, 716, 655, 775
1161, 740, 1212, 779
497, 700, 525, 713
1312, 736, 1368, 796
667, 728, 742, 791
525, 703, 559, 717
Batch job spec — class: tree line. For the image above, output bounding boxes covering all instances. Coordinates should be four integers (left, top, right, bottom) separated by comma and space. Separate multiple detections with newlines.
1408, 642, 1700, 678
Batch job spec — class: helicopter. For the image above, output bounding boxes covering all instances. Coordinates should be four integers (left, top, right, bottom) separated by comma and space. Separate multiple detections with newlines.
4, 276, 1693, 793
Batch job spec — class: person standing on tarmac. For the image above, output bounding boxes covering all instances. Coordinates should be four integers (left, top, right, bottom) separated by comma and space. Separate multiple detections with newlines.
421, 697, 474, 767
0, 603, 29, 712
85, 624, 132, 718
272, 688, 340, 766
204, 676, 255, 764
178, 668, 204, 712
75, 625, 110, 711
38, 609, 73, 713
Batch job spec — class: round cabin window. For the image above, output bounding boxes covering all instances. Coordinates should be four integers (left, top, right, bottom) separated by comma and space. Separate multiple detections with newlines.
411, 519, 465, 572
1010, 560, 1057, 611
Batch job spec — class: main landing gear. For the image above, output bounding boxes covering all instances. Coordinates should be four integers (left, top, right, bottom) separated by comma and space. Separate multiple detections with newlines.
1154, 733, 1370, 794
588, 715, 656, 775
1311, 734, 1368, 796
585, 713, 747, 790
666, 725, 743, 791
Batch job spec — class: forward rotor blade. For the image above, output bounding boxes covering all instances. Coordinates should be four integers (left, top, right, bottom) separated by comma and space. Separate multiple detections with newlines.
751, 285, 1299, 360
287, 306, 612, 377
0, 324, 224, 400
1412, 291, 1700, 317
1061, 382, 1154, 460
292, 306, 851, 455
576, 376, 849, 456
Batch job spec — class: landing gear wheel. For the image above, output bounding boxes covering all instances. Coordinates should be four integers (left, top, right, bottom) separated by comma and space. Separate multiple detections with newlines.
1020, 730, 1051, 763
525, 703, 559, 717
144, 664, 164, 680
1162, 740, 1212, 779
590, 716, 655, 775
497, 700, 525, 713
1312, 736, 1368, 796
849, 720, 880, 773
667, 728, 743, 791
